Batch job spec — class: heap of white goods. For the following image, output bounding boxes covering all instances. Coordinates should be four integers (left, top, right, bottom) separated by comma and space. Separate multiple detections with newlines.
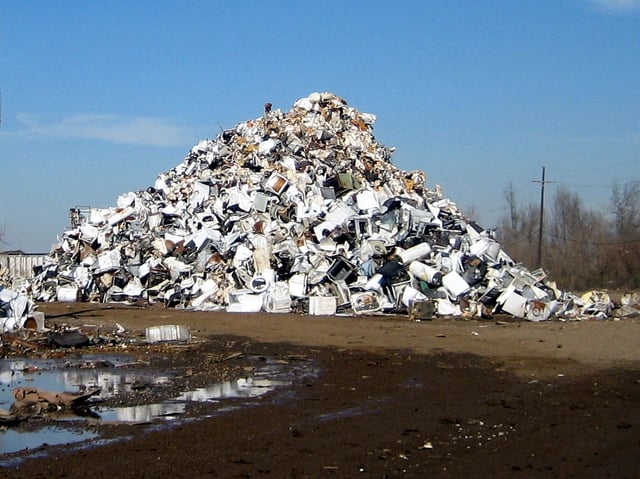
25, 92, 608, 320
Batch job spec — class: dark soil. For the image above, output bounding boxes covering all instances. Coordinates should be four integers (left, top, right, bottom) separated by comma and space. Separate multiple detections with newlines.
1, 327, 640, 479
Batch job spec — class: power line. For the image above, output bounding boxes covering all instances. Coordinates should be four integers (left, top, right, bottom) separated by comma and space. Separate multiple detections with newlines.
541, 229, 640, 246
501, 227, 640, 247
497, 232, 536, 245
559, 179, 640, 189
553, 158, 640, 173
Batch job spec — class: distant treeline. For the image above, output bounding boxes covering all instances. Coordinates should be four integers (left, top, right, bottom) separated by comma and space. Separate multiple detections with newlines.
495, 181, 640, 291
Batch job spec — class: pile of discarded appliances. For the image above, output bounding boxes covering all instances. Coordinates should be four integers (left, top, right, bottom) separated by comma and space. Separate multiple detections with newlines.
19, 92, 628, 321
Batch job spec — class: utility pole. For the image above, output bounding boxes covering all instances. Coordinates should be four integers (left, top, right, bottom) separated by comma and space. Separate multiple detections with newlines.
532, 166, 555, 269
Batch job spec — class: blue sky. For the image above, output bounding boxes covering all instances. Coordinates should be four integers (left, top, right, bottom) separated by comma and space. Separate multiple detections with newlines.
1, 0, 639, 252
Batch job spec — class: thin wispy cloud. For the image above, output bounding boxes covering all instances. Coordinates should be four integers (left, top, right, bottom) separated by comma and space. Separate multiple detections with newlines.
8, 113, 193, 146
585, 0, 640, 13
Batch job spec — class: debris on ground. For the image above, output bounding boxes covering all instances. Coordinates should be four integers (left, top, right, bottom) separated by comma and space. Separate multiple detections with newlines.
18, 92, 640, 321
0, 386, 102, 425
145, 324, 191, 343
12, 386, 102, 413
0, 286, 44, 333
1, 318, 194, 358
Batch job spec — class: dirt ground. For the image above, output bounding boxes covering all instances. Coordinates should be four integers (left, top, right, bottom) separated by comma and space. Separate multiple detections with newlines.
2, 302, 640, 478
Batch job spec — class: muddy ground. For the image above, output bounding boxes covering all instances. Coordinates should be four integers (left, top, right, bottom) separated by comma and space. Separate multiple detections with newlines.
1, 302, 640, 478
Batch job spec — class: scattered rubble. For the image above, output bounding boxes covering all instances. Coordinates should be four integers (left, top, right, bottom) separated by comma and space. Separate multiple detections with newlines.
0, 386, 102, 425
17, 92, 640, 321
146, 324, 191, 343
1, 319, 192, 358
0, 286, 43, 333
12, 386, 101, 414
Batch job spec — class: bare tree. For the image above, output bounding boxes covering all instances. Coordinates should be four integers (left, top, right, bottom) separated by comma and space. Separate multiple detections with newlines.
612, 181, 640, 238
495, 183, 540, 269
496, 178, 640, 289
609, 181, 640, 287
504, 182, 520, 230
497, 183, 616, 290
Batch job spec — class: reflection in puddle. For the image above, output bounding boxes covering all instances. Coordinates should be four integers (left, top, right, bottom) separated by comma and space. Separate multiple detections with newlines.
97, 402, 186, 423
0, 355, 166, 408
0, 353, 313, 458
177, 376, 292, 401
96, 367, 295, 423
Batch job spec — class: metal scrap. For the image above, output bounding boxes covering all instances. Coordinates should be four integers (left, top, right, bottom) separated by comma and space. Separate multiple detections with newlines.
21, 92, 631, 321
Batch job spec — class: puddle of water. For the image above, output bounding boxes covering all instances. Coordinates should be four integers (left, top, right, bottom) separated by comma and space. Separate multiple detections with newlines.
315, 398, 385, 422
96, 401, 186, 423
0, 353, 316, 457
0, 355, 166, 408
0, 354, 161, 455
316, 405, 370, 422
0, 426, 97, 455
95, 369, 295, 423
176, 376, 291, 401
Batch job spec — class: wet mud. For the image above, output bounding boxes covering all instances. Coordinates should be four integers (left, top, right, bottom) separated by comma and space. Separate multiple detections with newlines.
1, 334, 639, 478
